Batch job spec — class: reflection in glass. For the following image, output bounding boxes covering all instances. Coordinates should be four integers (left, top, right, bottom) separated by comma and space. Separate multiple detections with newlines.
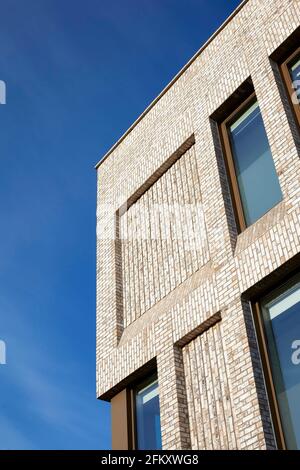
228, 100, 282, 226
261, 278, 300, 449
135, 376, 162, 450
289, 56, 300, 105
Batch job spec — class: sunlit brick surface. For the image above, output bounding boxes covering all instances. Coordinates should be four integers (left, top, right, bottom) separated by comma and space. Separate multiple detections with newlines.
96, 0, 300, 449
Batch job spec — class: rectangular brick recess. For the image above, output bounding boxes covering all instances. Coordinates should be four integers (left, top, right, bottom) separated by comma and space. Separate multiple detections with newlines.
96, 0, 300, 450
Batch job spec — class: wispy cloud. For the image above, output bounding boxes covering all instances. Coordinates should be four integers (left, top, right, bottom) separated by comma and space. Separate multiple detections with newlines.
0, 415, 35, 450
0, 294, 110, 450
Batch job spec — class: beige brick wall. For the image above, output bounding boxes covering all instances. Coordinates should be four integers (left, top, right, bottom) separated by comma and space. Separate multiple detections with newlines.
120, 140, 209, 328
183, 320, 237, 449
96, 0, 300, 449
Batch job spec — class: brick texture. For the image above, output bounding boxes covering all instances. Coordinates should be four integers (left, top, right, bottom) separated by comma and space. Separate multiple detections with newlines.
96, 0, 300, 449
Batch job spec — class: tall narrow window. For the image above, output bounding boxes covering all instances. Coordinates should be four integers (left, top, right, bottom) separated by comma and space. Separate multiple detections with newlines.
281, 47, 300, 128
135, 375, 162, 450
255, 275, 300, 449
221, 95, 282, 230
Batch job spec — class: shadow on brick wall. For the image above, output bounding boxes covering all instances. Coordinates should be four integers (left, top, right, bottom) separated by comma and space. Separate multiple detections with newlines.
210, 118, 239, 254
241, 300, 277, 449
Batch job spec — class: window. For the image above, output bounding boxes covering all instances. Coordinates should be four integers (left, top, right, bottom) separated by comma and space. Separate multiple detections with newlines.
134, 374, 162, 450
253, 274, 300, 449
111, 371, 162, 450
220, 94, 282, 230
281, 47, 300, 128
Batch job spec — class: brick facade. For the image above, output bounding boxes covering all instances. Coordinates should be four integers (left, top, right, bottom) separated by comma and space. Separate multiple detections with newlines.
96, 0, 300, 449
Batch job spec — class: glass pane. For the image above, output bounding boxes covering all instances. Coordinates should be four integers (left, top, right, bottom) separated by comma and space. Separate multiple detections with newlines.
228, 99, 282, 226
289, 56, 300, 105
261, 278, 300, 449
135, 377, 162, 450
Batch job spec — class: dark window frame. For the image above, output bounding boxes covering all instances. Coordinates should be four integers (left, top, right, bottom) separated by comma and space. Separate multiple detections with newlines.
219, 91, 283, 232
252, 300, 286, 449
219, 92, 259, 232
280, 46, 300, 130
111, 370, 160, 450
251, 273, 300, 450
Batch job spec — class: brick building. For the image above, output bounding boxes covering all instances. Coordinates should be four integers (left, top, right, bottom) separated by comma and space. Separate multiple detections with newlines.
96, 0, 300, 450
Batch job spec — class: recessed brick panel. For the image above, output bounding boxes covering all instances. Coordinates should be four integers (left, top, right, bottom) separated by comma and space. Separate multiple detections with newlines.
96, 0, 300, 450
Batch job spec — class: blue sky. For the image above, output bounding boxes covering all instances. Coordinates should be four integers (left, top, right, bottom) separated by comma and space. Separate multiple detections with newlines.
0, 0, 242, 450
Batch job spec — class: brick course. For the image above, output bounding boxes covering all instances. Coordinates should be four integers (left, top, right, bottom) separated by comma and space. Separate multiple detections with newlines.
96, 0, 300, 449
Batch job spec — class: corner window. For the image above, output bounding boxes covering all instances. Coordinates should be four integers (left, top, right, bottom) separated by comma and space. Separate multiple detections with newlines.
135, 374, 162, 450
220, 95, 282, 230
110, 371, 162, 450
255, 275, 300, 449
281, 47, 300, 128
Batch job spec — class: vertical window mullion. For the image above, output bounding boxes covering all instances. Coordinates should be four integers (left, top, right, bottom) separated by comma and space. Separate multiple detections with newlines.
220, 120, 247, 232
252, 301, 286, 450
